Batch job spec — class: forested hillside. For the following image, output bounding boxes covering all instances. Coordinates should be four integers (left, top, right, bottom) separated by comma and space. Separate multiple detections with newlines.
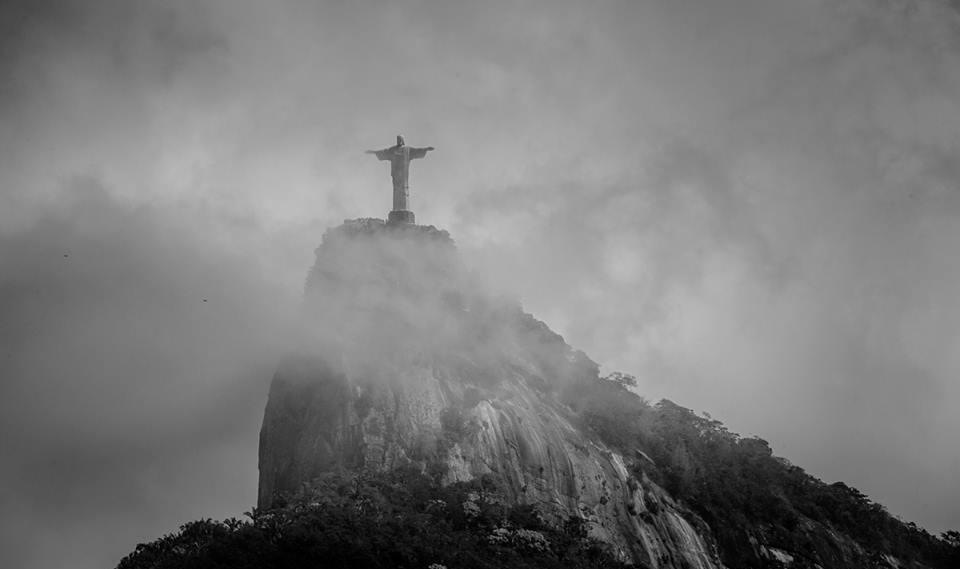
565, 372, 960, 568
118, 468, 627, 569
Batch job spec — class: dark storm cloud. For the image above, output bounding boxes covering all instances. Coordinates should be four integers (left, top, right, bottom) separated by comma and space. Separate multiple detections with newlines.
0, 180, 297, 568
0, 0, 224, 112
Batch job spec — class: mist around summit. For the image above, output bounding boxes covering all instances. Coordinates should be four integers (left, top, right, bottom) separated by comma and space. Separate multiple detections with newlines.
122, 217, 959, 568
2, 1, 960, 568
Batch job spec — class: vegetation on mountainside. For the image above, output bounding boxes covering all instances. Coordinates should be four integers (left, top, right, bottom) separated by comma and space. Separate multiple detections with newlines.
118, 359, 958, 569
564, 372, 960, 569
117, 467, 628, 569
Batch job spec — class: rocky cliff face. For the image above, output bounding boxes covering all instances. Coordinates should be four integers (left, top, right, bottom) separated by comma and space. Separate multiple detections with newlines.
258, 219, 724, 568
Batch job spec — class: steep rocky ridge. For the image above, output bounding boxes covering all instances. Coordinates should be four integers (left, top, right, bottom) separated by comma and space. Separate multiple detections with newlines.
256, 219, 957, 569
258, 219, 722, 568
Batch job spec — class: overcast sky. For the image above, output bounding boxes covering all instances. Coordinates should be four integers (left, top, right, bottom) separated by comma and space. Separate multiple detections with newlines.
2, 1, 959, 567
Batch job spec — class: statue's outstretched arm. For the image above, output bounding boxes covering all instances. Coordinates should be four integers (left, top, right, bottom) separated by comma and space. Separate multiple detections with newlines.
409, 146, 435, 159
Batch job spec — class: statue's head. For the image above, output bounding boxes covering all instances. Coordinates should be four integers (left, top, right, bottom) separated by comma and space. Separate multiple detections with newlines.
396, 135, 405, 147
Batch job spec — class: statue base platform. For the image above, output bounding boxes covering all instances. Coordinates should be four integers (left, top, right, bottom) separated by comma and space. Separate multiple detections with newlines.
387, 210, 415, 225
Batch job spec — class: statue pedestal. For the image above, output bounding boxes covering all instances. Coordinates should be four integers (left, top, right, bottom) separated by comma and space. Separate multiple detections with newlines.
388, 210, 416, 225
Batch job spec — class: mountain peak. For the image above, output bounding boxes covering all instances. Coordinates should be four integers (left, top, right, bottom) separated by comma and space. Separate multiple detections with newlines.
118, 219, 958, 569
258, 220, 722, 567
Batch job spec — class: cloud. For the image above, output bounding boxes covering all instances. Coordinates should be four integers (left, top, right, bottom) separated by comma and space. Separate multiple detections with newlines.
2, 1, 960, 567
452, 0, 960, 535
0, 179, 298, 568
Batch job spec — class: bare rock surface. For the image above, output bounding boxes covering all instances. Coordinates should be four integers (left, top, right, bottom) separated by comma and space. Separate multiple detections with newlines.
258, 219, 722, 567
258, 219, 720, 569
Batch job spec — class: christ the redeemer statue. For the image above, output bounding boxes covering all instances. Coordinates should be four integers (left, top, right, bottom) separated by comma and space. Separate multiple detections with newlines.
366, 135, 434, 224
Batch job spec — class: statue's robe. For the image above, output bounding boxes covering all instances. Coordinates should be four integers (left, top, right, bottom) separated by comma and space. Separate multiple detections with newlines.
373, 145, 430, 211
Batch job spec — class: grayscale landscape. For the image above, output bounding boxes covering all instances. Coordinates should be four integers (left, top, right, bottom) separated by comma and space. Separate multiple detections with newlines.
1, 1, 959, 568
